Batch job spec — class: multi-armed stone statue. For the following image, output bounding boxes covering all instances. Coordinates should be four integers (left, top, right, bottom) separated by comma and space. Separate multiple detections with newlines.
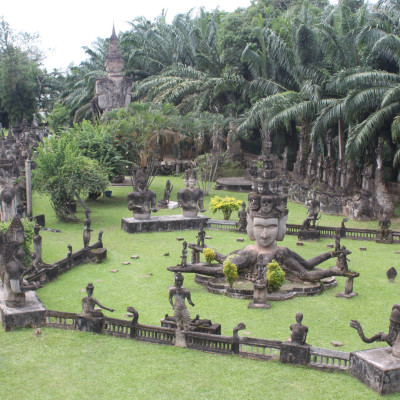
169, 138, 358, 285
177, 169, 206, 217
127, 169, 157, 220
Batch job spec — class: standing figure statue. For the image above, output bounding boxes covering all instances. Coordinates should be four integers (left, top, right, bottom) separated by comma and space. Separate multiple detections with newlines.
237, 202, 247, 232
180, 241, 188, 268
32, 224, 43, 269
81, 282, 115, 318
169, 273, 195, 331
197, 224, 206, 248
127, 169, 158, 220
378, 213, 391, 241
177, 169, 206, 217
83, 208, 93, 248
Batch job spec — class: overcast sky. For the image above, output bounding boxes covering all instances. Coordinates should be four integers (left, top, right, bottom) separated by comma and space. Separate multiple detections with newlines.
2, 0, 251, 72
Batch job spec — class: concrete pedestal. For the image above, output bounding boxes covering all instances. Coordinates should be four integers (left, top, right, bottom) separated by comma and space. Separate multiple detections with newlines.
248, 281, 271, 309
350, 347, 400, 395
280, 342, 310, 365
298, 229, 320, 241
336, 277, 358, 298
121, 215, 209, 233
75, 315, 103, 334
0, 287, 46, 331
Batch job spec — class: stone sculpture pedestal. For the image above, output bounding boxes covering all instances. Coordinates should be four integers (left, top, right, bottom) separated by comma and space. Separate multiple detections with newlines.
121, 215, 209, 233
350, 347, 400, 395
248, 280, 270, 309
298, 229, 320, 241
175, 330, 187, 347
0, 287, 46, 331
75, 315, 103, 334
336, 277, 358, 298
280, 342, 310, 365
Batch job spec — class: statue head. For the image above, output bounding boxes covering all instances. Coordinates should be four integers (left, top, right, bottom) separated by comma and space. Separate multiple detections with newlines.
248, 192, 261, 212
295, 312, 304, 324
184, 169, 197, 189
135, 169, 147, 191
86, 282, 94, 297
175, 272, 184, 287
6, 216, 25, 244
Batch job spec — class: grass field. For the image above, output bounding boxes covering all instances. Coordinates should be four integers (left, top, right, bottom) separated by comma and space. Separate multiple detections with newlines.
1, 176, 400, 400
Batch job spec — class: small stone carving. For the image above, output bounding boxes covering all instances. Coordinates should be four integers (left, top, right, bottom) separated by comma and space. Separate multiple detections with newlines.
83, 209, 93, 248
290, 313, 308, 345
177, 169, 205, 217
180, 241, 188, 267
387, 267, 397, 282
196, 224, 206, 248
301, 199, 320, 231
377, 213, 393, 243
168, 272, 195, 331
127, 169, 158, 220
237, 202, 247, 233
81, 282, 115, 318
158, 179, 173, 207
351, 304, 400, 358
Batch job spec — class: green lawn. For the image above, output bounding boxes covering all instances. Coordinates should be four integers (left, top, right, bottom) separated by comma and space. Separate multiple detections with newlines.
1, 176, 400, 400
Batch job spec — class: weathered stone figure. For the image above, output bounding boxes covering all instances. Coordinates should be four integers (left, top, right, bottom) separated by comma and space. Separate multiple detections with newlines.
290, 313, 308, 345
301, 199, 320, 231
158, 179, 173, 207
177, 169, 205, 217
196, 224, 206, 248
127, 169, 157, 220
351, 304, 400, 358
378, 213, 391, 240
32, 224, 43, 269
169, 273, 195, 331
83, 209, 93, 248
81, 282, 115, 318
0, 216, 39, 307
237, 202, 247, 232
181, 241, 188, 267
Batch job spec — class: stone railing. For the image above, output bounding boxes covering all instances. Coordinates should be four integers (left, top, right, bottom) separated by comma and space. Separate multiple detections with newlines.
185, 331, 233, 354
45, 310, 77, 330
309, 347, 351, 372
27, 239, 106, 285
208, 219, 400, 243
134, 324, 175, 345
239, 337, 282, 360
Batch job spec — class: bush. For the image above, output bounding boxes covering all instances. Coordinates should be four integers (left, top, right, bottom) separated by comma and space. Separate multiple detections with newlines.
266, 260, 285, 292
210, 196, 242, 220
223, 258, 238, 288
203, 248, 216, 263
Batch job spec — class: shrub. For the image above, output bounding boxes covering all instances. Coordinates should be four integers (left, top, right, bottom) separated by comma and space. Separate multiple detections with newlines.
266, 260, 285, 292
223, 258, 238, 288
210, 196, 242, 220
203, 248, 216, 263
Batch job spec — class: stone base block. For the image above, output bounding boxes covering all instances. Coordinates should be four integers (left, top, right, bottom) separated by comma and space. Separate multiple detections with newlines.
280, 342, 310, 365
88, 247, 107, 264
336, 291, 358, 298
75, 315, 103, 334
248, 301, 271, 309
350, 347, 400, 395
0, 288, 46, 331
121, 215, 209, 233
298, 229, 321, 241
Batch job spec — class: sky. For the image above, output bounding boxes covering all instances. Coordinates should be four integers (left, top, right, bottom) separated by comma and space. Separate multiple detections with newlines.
2, 0, 251, 72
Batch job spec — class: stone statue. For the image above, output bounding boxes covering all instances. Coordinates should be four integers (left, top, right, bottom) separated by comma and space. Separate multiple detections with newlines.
378, 213, 391, 240
290, 313, 308, 345
336, 246, 349, 271
282, 147, 288, 172
158, 179, 173, 207
301, 199, 320, 231
127, 169, 158, 220
81, 282, 115, 318
196, 224, 206, 248
177, 169, 205, 217
32, 224, 43, 269
211, 126, 223, 153
181, 241, 188, 267
237, 202, 247, 233
0, 216, 39, 307
168, 273, 195, 331
83, 209, 93, 248
169, 155, 358, 284
351, 304, 400, 358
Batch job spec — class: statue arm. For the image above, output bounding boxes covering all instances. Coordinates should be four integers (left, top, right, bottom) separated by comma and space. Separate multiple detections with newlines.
186, 292, 195, 307
169, 290, 174, 308
198, 192, 206, 212
94, 299, 115, 312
